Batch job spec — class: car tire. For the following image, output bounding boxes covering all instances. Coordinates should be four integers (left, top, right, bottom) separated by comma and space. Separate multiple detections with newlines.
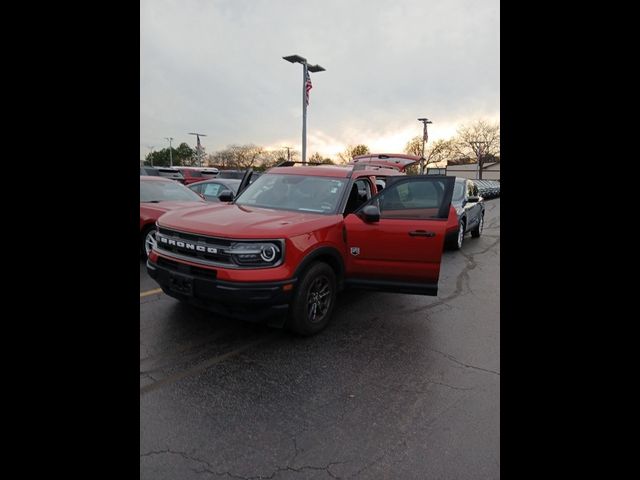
288, 262, 336, 336
471, 214, 484, 238
450, 219, 465, 250
141, 225, 157, 260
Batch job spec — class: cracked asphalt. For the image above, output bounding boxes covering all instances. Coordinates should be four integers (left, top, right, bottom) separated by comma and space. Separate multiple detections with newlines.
140, 199, 500, 479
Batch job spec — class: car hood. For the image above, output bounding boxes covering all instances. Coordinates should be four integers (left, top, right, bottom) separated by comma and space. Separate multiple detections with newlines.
158, 204, 341, 238
140, 200, 206, 216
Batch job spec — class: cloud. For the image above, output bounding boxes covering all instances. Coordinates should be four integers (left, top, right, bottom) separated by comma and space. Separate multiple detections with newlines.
140, 0, 499, 159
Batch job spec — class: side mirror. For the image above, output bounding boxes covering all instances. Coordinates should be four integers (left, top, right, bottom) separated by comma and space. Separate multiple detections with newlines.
359, 205, 380, 223
467, 196, 480, 203
218, 190, 235, 202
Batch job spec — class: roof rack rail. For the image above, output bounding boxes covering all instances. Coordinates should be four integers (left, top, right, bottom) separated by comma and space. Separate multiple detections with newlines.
275, 160, 324, 167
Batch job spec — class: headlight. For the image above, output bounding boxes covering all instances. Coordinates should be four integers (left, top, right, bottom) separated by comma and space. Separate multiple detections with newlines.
228, 241, 283, 267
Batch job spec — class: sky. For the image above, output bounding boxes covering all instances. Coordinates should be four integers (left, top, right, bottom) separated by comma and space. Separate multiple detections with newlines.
140, 0, 499, 161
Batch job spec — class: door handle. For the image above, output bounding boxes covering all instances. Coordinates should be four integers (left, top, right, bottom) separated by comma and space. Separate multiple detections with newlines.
408, 230, 436, 237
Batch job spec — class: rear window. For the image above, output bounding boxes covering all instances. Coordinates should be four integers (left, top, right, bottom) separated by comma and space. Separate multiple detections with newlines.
218, 171, 244, 179
140, 179, 202, 202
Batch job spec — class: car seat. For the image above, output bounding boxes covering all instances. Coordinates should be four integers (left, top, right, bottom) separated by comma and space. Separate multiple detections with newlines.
344, 184, 361, 214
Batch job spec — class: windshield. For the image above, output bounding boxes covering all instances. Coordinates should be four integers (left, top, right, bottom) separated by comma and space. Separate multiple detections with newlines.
235, 174, 347, 213
140, 179, 203, 203
224, 180, 241, 193
452, 181, 465, 202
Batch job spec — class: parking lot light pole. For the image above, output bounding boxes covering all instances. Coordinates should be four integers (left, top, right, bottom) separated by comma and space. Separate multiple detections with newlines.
417, 118, 432, 174
146, 145, 155, 167
165, 137, 173, 167
283, 54, 325, 164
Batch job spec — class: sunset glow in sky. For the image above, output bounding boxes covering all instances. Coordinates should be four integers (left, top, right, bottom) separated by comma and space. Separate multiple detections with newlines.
141, 0, 499, 160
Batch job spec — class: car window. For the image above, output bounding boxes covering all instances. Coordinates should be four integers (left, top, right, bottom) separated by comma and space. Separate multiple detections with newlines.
189, 184, 201, 193
371, 177, 451, 220
467, 180, 474, 198
452, 181, 465, 201
202, 183, 223, 197
235, 174, 347, 214
140, 180, 203, 202
344, 178, 373, 214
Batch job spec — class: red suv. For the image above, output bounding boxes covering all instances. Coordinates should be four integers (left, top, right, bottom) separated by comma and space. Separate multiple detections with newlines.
147, 162, 455, 335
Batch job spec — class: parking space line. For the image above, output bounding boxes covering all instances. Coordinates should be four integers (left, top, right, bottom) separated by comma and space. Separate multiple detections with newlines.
140, 333, 280, 396
140, 288, 163, 298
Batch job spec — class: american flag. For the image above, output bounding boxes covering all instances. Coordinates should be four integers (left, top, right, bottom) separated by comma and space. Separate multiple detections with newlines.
305, 70, 313, 106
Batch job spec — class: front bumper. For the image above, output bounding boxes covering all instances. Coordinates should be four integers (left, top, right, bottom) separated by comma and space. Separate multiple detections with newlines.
147, 257, 296, 322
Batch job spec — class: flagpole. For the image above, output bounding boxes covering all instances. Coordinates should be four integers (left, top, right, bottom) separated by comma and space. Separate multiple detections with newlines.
282, 55, 325, 166
302, 63, 308, 165
417, 118, 432, 175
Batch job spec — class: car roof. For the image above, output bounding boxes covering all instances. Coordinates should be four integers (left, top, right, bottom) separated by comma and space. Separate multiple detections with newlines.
264, 164, 405, 178
266, 165, 352, 177
140, 175, 173, 182
188, 178, 242, 187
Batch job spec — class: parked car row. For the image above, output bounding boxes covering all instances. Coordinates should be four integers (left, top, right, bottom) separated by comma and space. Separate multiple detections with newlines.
139, 166, 219, 184
139, 166, 262, 188
474, 179, 500, 199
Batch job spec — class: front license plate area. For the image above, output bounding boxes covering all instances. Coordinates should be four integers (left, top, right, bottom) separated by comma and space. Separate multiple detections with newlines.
169, 272, 193, 296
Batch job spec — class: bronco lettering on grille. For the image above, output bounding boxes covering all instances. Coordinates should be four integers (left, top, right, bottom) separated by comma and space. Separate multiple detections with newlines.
158, 235, 218, 254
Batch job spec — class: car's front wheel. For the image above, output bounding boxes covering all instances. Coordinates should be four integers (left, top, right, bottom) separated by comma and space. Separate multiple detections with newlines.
141, 226, 157, 259
288, 262, 336, 336
451, 219, 465, 250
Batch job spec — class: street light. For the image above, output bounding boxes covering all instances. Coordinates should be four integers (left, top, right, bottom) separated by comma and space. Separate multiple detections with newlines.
283, 54, 326, 164
417, 118, 432, 174
164, 137, 173, 168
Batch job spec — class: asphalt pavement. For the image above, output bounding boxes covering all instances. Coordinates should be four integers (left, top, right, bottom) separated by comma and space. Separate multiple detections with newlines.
140, 199, 500, 479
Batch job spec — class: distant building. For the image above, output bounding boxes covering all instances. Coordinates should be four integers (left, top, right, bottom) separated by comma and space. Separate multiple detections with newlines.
445, 160, 500, 180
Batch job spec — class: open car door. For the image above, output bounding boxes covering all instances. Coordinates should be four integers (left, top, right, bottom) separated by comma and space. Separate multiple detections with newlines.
343, 175, 455, 296
237, 168, 254, 195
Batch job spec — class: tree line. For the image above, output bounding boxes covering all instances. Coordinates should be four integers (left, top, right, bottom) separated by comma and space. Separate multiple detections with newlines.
404, 119, 500, 177
143, 119, 499, 177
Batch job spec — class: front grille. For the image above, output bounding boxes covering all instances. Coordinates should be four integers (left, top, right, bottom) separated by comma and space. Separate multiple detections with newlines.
157, 256, 217, 278
156, 227, 235, 266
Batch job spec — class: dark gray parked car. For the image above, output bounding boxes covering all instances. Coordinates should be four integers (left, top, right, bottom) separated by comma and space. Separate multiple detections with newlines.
445, 177, 485, 250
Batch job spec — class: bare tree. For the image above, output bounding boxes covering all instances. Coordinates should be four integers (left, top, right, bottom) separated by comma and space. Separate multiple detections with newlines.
309, 152, 334, 164
404, 136, 423, 157
455, 120, 500, 179
337, 144, 370, 164
404, 136, 456, 174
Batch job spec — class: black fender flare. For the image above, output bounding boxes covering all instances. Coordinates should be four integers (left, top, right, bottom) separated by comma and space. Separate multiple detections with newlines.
293, 246, 346, 290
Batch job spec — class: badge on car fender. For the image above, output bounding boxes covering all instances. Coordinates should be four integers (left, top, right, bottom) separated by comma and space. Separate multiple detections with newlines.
350, 247, 360, 256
